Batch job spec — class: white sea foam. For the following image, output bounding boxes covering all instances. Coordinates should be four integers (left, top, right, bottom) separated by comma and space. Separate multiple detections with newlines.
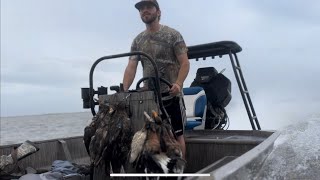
255, 114, 320, 180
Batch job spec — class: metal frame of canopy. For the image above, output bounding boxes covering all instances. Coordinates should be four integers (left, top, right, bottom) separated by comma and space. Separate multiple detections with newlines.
188, 41, 261, 130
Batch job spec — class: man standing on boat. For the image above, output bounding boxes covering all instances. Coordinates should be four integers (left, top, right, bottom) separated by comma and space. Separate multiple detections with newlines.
123, 0, 190, 159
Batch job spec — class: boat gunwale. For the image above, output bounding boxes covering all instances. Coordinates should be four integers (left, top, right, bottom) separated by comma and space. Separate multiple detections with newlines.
210, 131, 281, 179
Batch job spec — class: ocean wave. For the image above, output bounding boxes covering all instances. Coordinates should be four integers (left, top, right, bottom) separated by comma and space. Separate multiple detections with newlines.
255, 115, 320, 180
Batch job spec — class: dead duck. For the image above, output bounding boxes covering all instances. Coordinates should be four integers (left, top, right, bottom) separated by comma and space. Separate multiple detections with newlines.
84, 100, 133, 175
130, 110, 186, 174
83, 103, 108, 155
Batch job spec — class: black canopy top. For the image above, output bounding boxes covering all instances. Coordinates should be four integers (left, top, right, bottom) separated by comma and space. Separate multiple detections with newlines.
187, 41, 242, 60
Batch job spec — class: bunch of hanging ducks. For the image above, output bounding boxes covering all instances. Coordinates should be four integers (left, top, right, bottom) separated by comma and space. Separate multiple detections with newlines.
130, 110, 186, 174
84, 100, 133, 175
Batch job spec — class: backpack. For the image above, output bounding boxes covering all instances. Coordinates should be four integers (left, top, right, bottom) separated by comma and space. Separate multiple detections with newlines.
190, 67, 231, 129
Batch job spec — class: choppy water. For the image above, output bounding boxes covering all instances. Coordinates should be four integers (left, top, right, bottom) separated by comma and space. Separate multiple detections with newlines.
1, 112, 320, 179
0, 112, 92, 145
255, 115, 320, 180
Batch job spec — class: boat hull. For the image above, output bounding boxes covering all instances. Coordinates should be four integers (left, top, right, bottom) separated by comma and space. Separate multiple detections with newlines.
0, 130, 279, 179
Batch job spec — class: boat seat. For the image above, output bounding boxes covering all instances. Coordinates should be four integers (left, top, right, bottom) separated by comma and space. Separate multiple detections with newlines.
183, 87, 207, 130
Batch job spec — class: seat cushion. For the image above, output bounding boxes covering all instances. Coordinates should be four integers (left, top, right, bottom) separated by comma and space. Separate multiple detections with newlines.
183, 87, 207, 118
185, 119, 202, 130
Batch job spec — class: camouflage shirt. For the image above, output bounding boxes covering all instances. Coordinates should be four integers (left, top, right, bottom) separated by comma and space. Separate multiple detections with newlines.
130, 25, 188, 93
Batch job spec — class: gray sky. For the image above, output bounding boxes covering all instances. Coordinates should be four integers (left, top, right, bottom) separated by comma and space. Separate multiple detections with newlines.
1, 0, 320, 130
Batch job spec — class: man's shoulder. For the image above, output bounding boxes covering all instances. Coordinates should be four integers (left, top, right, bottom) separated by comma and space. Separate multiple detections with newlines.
133, 30, 147, 42
162, 25, 181, 35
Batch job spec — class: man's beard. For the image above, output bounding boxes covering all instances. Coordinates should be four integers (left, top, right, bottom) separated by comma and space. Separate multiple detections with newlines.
141, 13, 158, 24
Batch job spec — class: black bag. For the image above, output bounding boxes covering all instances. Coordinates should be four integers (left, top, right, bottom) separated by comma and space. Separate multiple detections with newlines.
190, 67, 231, 129
191, 67, 231, 107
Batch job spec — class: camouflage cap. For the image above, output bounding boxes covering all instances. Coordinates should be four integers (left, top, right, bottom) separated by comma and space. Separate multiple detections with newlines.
135, 0, 160, 10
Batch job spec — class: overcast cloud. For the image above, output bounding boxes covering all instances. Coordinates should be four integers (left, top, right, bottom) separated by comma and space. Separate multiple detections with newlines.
1, 0, 319, 130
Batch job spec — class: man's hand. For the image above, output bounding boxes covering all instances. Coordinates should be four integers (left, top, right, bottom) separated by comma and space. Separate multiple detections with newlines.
170, 83, 181, 96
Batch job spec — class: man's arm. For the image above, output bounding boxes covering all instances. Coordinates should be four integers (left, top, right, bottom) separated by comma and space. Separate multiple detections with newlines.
175, 53, 190, 87
123, 59, 138, 91
170, 53, 190, 95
